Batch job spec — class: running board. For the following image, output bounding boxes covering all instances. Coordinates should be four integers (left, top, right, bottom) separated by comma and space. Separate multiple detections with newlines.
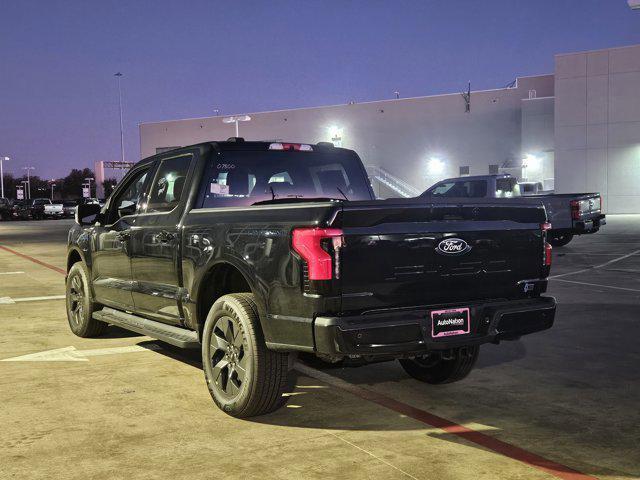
93, 307, 200, 349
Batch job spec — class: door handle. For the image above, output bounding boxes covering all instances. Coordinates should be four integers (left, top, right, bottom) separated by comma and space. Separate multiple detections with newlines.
157, 231, 176, 243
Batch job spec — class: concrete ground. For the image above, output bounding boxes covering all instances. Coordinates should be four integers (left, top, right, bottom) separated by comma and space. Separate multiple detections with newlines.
0, 216, 638, 480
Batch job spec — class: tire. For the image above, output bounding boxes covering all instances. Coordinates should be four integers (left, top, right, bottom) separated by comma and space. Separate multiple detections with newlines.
202, 293, 290, 418
399, 346, 479, 384
548, 233, 573, 247
65, 262, 107, 337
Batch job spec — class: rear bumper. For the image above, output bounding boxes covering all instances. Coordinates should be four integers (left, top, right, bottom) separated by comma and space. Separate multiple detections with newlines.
573, 214, 605, 234
314, 296, 556, 357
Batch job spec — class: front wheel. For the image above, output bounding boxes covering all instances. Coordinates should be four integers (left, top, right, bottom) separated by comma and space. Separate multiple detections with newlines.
399, 346, 479, 384
549, 233, 573, 247
202, 293, 290, 418
65, 262, 107, 337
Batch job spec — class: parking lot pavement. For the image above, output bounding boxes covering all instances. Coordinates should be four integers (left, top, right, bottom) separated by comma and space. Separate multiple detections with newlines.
1, 217, 638, 479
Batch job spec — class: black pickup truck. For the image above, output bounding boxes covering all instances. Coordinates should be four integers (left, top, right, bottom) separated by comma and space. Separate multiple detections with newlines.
66, 140, 556, 417
422, 175, 605, 247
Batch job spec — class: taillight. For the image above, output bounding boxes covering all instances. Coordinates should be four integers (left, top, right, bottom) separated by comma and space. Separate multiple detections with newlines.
269, 143, 313, 151
292, 227, 343, 280
544, 242, 552, 267
570, 200, 580, 220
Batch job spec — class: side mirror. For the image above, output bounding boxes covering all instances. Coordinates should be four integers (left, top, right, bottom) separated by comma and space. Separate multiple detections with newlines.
117, 200, 136, 218
76, 203, 101, 226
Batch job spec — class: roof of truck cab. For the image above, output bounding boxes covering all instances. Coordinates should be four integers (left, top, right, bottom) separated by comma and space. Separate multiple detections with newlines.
138, 140, 350, 165
436, 174, 514, 183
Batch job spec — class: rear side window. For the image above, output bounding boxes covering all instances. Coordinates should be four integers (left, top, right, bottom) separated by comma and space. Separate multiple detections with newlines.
430, 181, 487, 198
200, 150, 372, 208
146, 155, 192, 212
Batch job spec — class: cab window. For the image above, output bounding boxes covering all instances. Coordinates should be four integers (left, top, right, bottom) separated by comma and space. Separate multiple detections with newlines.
145, 155, 192, 213
106, 168, 149, 223
430, 180, 487, 198
496, 178, 521, 198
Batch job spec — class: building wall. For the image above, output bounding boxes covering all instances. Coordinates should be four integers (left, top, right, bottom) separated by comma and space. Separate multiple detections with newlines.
521, 96, 555, 189
140, 75, 553, 193
555, 44, 640, 213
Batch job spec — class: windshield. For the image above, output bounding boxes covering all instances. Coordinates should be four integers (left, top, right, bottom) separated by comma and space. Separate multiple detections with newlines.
200, 150, 373, 208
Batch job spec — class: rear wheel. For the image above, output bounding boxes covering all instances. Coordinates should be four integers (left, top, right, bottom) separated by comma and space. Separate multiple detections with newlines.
65, 262, 107, 337
202, 293, 290, 418
399, 346, 479, 384
549, 233, 573, 247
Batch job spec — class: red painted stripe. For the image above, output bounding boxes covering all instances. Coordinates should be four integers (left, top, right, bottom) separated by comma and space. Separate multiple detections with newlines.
0, 245, 66, 275
0, 243, 597, 480
295, 364, 597, 480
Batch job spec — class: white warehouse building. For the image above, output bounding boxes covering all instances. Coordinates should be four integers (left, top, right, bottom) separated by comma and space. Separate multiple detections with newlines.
139, 44, 640, 213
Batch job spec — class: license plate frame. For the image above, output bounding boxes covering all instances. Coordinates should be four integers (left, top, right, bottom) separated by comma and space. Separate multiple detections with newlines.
431, 307, 470, 338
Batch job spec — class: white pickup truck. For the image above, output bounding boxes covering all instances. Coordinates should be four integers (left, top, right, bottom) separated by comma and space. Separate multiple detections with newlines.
30, 198, 64, 220
422, 174, 605, 247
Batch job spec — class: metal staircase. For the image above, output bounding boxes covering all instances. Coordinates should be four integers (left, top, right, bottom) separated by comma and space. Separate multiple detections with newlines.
366, 165, 422, 198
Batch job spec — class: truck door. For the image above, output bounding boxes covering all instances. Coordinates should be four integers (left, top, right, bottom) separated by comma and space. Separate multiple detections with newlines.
129, 152, 196, 325
91, 166, 151, 310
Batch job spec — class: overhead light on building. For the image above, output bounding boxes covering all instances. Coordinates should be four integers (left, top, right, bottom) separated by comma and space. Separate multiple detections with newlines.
522, 153, 540, 170
427, 157, 445, 175
328, 126, 343, 147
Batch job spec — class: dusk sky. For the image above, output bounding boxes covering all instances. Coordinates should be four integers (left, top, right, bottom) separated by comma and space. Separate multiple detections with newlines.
1, 0, 639, 179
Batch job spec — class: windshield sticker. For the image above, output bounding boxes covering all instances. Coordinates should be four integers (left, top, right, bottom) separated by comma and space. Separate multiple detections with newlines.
210, 183, 230, 195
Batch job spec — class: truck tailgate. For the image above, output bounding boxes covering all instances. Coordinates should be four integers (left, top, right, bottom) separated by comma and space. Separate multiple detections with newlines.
335, 199, 547, 313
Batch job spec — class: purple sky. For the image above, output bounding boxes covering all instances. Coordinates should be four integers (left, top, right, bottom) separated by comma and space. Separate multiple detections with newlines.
1, 0, 639, 179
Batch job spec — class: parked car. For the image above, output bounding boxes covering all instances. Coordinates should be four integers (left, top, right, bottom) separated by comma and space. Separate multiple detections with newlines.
66, 140, 556, 418
9, 200, 30, 220
62, 200, 78, 218
422, 174, 605, 246
25, 198, 64, 219
0, 198, 11, 220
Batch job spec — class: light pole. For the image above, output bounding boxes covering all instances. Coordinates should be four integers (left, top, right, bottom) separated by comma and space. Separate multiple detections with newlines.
85, 177, 94, 197
222, 115, 251, 137
114, 72, 125, 163
0, 156, 9, 199
22, 166, 34, 200
50, 181, 56, 200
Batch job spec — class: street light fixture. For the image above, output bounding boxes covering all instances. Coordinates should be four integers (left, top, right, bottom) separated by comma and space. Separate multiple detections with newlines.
114, 72, 125, 163
222, 115, 251, 137
22, 166, 35, 200
0, 156, 9, 199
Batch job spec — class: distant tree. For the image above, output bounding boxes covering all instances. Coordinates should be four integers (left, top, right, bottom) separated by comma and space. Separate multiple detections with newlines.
60, 168, 95, 199
1, 173, 16, 199
29, 176, 51, 199
102, 178, 117, 198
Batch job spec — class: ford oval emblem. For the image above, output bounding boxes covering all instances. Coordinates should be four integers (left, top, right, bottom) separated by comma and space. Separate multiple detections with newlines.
436, 238, 471, 255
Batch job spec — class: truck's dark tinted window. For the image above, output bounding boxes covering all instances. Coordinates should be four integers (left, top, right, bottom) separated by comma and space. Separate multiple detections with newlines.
145, 154, 192, 212
430, 180, 487, 198
200, 150, 372, 208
